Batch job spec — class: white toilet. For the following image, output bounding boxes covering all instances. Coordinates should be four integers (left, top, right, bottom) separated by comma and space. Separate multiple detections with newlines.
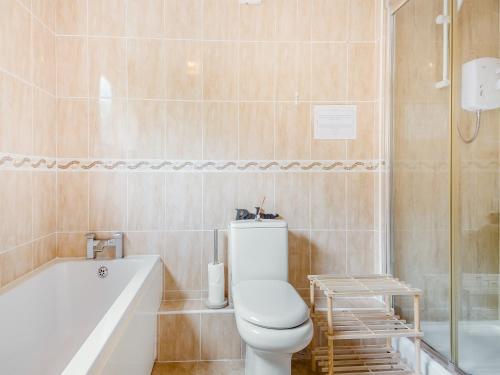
229, 220, 313, 375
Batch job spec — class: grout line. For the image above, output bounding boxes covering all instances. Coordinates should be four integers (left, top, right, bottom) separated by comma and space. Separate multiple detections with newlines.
14, 0, 56, 34
54, 0, 59, 255
125, 0, 130, 235
51, 33, 379, 44
30, 5, 35, 269
51, 97, 380, 104
86, 0, 90, 234
0, 64, 56, 99
345, 171, 349, 273
0, 232, 57, 256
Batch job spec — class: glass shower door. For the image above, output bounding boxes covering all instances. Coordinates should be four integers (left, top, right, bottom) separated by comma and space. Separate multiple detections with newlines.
452, 1, 500, 373
391, 0, 452, 359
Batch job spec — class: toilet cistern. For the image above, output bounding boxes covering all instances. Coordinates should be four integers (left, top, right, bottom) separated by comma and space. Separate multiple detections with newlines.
229, 219, 313, 375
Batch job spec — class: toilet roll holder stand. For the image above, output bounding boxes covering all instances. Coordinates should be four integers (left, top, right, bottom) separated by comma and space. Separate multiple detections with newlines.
204, 229, 228, 309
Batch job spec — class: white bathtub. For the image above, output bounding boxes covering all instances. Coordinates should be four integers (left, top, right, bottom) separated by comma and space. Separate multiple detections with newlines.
0, 255, 162, 375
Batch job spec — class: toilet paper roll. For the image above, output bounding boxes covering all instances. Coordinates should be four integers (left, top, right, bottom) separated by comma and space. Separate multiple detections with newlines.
208, 262, 225, 306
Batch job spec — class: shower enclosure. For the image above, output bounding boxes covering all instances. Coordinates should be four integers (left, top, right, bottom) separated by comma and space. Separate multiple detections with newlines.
390, 0, 500, 373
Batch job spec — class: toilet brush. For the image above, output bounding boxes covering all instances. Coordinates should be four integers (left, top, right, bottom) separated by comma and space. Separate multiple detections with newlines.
205, 229, 228, 309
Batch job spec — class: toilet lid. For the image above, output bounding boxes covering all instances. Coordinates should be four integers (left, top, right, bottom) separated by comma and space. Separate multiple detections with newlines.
233, 280, 309, 329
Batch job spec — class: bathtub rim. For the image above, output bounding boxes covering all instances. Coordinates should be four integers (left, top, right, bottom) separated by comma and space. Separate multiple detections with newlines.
60, 255, 162, 375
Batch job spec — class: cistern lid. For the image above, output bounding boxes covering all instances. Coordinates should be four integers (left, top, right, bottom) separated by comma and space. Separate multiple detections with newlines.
230, 219, 287, 229
233, 280, 309, 329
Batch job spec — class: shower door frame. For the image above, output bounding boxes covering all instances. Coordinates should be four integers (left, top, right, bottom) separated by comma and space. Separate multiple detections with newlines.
387, 0, 461, 369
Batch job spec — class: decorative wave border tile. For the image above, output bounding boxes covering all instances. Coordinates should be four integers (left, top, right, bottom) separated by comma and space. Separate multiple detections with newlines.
0, 154, 386, 172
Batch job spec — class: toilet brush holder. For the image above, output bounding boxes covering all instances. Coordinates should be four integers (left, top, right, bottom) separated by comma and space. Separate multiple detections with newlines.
204, 229, 228, 309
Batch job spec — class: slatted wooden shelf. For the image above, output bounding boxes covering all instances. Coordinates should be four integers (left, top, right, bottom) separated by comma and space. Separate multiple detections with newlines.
308, 274, 422, 297
312, 345, 413, 375
308, 274, 422, 375
313, 310, 422, 340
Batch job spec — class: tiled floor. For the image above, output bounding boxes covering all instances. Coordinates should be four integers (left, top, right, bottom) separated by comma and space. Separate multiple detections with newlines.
152, 360, 314, 374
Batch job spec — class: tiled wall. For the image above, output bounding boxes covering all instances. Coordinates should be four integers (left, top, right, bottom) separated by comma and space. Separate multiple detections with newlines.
0, 0, 385, 362
0, 0, 57, 288
158, 301, 242, 362
53, 0, 384, 303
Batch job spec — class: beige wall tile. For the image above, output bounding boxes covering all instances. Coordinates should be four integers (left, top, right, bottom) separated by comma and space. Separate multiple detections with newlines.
33, 20, 55, 94
88, 0, 126, 36
89, 98, 127, 158
165, 41, 202, 100
275, 103, 310, 160
57, 232, 86, 257
276, 0, 311, 42
275, 43, 311, 101
163, 231, 203, 291
311, 0, 348, 41
203, 173, 238, 229
33, 234, 56, 269
311, 173, 346, 230
311, 43, 347, 100
0, 72, 33, 155
57, 98, 89, 158
203, 42, 238, 100
33, 171, 56, 238
0, 0, 31, 80
33, 89, 56, 157
288, 230, 310, 289
56, 37, 88, 97
201, 314, 241, 360
152, 362, 199, 374
0, 244, 33, 287
33, 0, 56, 31
349, 0, 378, 41
203, 102, 238, 160
158, 314, 201, 361
127, 100, 166, 158
238, 102, 274, 160
165, 101, 202, 159
239, 0, 275, 41
237, 173, 274, 213
0, 171, 33, 252
203, 0, 239, 40
346, 103, 377, 160
275, 173, 310, 229
124, 231, 164, 256
239, 43, 275, 100
57, 172, 89, 232
89, 172, 126, 231
160, 299, 205, 312
127, 173, 165, 230
347, 231, 377, 274
127, 39, 166, 99
165, 0, 202, 39
346, 172, 374, 230
348, 43, 378, 100
164, 290, 202, 301
88, 38, 127, 98
310, 231, 347, 274
165, 173, 202, 230
127, 0, 164, 37
56, 0, 86, 35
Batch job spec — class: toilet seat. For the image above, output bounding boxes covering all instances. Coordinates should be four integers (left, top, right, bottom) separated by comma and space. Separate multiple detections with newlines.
233, 280, 309, 329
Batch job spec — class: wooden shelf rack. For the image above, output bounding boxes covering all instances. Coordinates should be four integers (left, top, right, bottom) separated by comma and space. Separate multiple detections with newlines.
308, 274, 423, 375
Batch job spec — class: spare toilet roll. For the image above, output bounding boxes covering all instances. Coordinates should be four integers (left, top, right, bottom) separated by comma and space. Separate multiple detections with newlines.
208, 262, 225, 306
